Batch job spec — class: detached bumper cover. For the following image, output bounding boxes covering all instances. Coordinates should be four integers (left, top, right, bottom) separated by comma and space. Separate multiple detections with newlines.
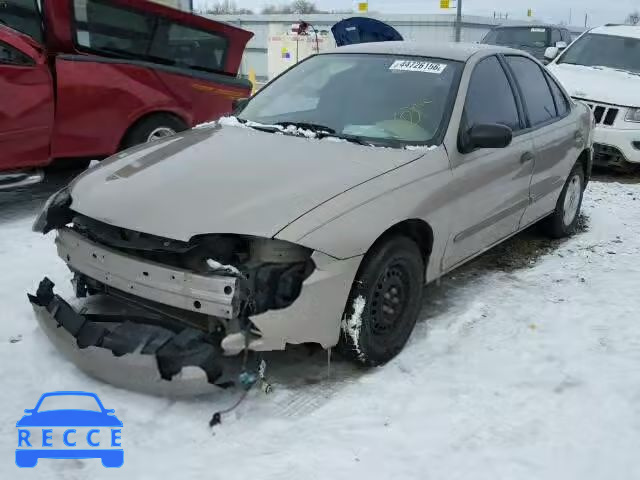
28, 278, 232, 395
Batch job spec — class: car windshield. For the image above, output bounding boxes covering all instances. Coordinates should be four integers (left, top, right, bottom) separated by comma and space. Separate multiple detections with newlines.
558, 33, 640, 74
237, 53, 463, 147
36, 395, 102, 412
482, 27, 549, 48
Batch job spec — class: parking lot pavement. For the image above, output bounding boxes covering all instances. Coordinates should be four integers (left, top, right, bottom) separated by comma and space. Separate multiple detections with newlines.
0, 170, 81, 225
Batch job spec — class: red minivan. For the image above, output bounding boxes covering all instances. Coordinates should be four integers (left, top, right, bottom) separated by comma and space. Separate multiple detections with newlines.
0, 0, 253, 188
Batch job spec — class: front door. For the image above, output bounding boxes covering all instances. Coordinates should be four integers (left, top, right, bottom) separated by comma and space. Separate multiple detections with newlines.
444, 55, 535, 270
0, 29, 54, 171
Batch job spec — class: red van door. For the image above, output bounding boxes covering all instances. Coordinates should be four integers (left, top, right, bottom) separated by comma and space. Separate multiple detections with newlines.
0, 28, 54, 171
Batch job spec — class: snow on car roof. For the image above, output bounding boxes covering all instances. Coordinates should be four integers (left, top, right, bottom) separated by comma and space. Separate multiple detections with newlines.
330, 41, 522, 62
589, 25, 640, 40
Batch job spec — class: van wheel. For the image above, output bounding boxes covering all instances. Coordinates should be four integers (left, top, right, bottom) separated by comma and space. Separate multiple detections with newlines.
338, 235, 424, 366
122, 114, 187, 149
543, 165, 585, 238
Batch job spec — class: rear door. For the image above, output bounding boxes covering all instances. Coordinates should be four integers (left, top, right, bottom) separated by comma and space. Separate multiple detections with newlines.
444, 55, 535, 270
0, 29, 53, 170
503, 55, 580, 226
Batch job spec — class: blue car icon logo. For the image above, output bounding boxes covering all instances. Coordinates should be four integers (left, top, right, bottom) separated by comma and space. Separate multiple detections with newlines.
16, 391, 123, 468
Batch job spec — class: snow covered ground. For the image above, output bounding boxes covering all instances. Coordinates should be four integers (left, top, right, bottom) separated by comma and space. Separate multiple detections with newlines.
1, 175, 639, 479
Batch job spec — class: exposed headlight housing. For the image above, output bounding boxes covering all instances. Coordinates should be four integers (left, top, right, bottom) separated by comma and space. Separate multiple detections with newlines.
625, 108, 640, 123
32, 188, 73, 234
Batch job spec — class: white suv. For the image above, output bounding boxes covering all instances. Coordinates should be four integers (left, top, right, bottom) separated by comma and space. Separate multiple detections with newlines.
546, 25, 640, 169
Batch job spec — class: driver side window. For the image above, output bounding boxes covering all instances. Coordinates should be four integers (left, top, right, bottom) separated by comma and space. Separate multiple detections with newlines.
463, 56, 520, 133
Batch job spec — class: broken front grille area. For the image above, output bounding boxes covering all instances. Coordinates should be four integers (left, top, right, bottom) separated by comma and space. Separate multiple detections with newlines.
71, 214, 250, 273
68, 214, 315, 318
575, 98, 620, 126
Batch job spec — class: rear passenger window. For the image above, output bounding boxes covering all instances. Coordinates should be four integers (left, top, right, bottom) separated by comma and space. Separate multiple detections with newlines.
0, 0, 43, 43
464, 56, 520, 132
72, 0, 228, 73
545, 73, 569, 117
505, 56, 557, 127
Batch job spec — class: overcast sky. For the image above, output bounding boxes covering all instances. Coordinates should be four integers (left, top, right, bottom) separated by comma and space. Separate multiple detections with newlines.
195, 0, 639, 26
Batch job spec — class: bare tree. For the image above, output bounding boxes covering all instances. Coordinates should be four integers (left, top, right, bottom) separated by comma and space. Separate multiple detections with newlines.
291, 0, 319, 13
261, 4, 294, 14
201, 0, 253, 14
261, 1, 325, 14
625, 10, 640, 25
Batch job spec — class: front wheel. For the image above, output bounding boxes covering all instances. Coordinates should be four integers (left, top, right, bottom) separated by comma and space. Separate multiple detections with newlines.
338, 235, 425, 366
543, 165, 585, 238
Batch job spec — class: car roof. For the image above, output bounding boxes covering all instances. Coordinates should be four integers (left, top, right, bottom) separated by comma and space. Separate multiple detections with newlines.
589, 25, 640, 39
491, 23, 566, 29
331, 41, 523, 62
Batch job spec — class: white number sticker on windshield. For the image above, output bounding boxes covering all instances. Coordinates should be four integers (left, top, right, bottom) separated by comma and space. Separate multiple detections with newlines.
389, 60, 447, 74
531, 28, 546, 32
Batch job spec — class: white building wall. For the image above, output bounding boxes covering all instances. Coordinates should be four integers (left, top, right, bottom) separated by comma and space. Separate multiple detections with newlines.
206, 13, 586, 81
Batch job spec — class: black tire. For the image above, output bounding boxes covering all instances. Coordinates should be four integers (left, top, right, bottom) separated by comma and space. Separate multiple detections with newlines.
338, 235, 425, 366
542, 164, 585, 238
122, 114, 188, 149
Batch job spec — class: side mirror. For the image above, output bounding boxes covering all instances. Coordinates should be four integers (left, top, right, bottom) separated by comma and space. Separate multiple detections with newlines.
232, 97, 249, 112
544, 46, 560, 60
555, 41, 568, 50
23, 409, 34, 414
466, 124, 513, 151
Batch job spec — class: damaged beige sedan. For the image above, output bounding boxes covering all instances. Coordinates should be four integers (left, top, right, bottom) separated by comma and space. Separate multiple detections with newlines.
30, 42, 593, 392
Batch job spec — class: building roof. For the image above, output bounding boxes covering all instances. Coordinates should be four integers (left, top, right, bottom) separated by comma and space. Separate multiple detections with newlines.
330, 41, 521, 62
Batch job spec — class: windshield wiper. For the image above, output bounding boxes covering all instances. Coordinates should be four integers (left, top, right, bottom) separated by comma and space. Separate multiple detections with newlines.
324, 133, 406, 148
273, 122, 336, 135
235, 118, 280, 134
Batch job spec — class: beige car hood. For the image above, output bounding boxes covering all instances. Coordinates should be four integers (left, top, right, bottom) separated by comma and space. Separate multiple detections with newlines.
69, 124, 424, 242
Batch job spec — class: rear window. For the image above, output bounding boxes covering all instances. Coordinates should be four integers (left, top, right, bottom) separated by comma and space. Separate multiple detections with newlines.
0, 0, 43, 43
73, 0, 228, 73
483, 27, 549, 48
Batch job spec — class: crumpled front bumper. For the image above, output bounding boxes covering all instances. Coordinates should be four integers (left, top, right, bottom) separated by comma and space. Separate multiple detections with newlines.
29, 278, 238, 396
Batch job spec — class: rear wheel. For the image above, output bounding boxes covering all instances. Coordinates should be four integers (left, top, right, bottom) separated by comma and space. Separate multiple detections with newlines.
338, 235, 424, 366
122, 114, 188, 149
543, 164, 585, 238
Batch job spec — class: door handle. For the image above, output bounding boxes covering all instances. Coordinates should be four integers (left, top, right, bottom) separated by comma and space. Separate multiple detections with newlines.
520, 152, 535, 164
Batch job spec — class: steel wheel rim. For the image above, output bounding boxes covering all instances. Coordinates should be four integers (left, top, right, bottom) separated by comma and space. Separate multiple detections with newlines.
370, 262, 411, 338
563, 174, 582, 226
147, 127, 176, 143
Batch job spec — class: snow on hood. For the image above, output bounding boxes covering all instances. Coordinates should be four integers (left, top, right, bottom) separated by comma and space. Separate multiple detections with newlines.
69, 123, 426, 242
548, 63, 640, 107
